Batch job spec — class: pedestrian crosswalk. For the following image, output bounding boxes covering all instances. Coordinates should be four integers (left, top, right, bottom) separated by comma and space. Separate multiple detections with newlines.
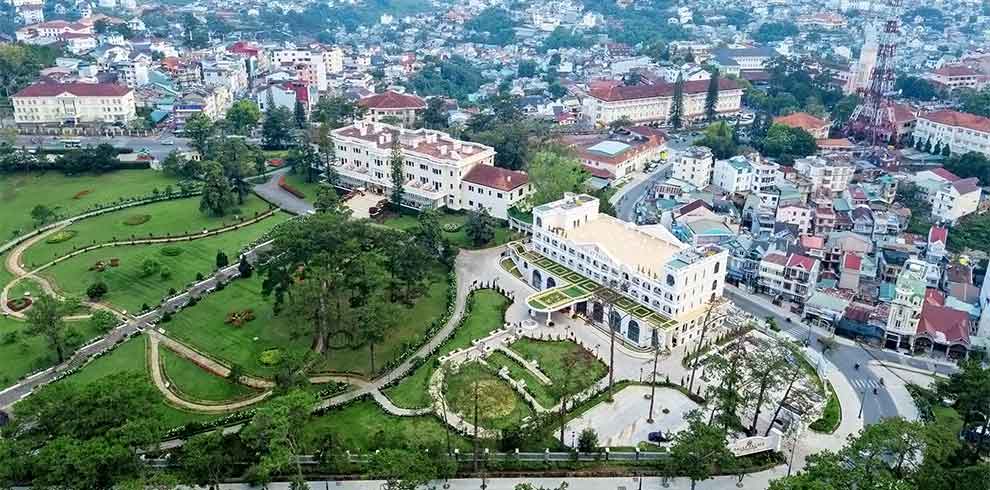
847, 376, 883, 392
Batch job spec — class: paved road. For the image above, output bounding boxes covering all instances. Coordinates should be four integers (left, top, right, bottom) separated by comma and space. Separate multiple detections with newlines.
725, 286, 943, 425
253, 169, 314, 215
615, 164, 669, 223
14, 134, 191, 159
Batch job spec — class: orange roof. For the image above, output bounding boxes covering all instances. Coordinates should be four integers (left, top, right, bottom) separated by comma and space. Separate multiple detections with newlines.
462, 165, 528, 191
774, 112, 829, 131
358, 90, 426, 110
920, 110, 990, 133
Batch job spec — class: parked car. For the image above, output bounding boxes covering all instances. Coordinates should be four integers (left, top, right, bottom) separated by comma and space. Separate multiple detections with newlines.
647, 431, 668, 443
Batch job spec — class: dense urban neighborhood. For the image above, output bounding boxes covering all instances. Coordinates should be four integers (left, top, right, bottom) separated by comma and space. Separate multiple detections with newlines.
1, 0, 990, 488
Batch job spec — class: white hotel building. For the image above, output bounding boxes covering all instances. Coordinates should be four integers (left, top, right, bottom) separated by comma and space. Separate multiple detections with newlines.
329, 121, 530, 219
509, 193, 728, 351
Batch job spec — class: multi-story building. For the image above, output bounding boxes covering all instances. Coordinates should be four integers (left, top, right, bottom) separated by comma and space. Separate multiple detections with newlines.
12, 82, 136, 125
460, 165, 531, 220
201, 57, 249, 96
113, 54, 151, 88
712, 154, 755, 194
16, 4, 44, 25
932, 177, 981, 224
583, 79, 742, 126
793, 154, 855, 197
885, 258, 926, 349
15, 19, 93, 43
751, 157, 781, 193
757, 251, 820, 306
270, 48, 328, 91
255, 80, 318, 115
329, 121, 498, 211
512, 193, 728, 351
358, 90, 427, 128
708, 47, 776, 76
173, 86, 232, 130
775, 203, 813, 235
925, 65, 987, 92
913, 110, 990, 159
562, 126, 666, 179
671, 146, 713, 189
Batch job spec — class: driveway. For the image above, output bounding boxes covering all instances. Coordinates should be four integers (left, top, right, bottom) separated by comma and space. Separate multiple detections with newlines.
564, 385, 698, 448
253, 169, 314, 215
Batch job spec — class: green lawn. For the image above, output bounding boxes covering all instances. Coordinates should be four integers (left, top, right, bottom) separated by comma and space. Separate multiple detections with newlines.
282, 172, 327, 203
381, 212, 517, 249
164, 264, 451, 379
485, 351, 557, 408
160, 275, 313, 378
22, 195, 272, 267
60, 335, 219, 428
809, 383, 841, 433
159, 346, 258, 403
0, 316, 105, 389
0, 170, 178, 243
444, 362, 533, 431
40, 214, 289, 313
7, 276, 45, 299
301, 399, 472, 453
384, 289, 509, 408
508, 338, 607, 394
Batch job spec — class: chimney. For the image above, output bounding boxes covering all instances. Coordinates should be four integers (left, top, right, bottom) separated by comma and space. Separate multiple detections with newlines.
359, 124, 367, 136
440, 146, 448, 156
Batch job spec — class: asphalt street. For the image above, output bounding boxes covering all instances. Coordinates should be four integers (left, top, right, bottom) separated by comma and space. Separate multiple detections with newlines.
725, 287, 944, 425
14, 134, 191, 159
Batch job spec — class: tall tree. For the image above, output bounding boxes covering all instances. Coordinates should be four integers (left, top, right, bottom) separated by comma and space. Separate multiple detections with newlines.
369, 448, 457, 490
420, 97, 449, 130
704, 71, 720, 122
199, 161, 235, 217
668, 410, 733, 490
24, 294, 80, 363
294, 99, 307, 129
240, 390, 315, 488
527, 149, 588, 206
178, 432, 237, 490
743, 342, 791, 434
183, 112, 214, 153
316, 123, 337, 169
670, 72, 685, 129
285, 139, 319, 183
388, 136, 405, 208
705, 342, 745, 431
465, 207, 495, 247
687, 298, 727, 393
225, 100, 261, 135
262, 106, 294, 150
312, 95, 367, 129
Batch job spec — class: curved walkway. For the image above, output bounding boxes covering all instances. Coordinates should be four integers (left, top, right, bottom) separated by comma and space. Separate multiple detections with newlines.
147, 333, 272, 413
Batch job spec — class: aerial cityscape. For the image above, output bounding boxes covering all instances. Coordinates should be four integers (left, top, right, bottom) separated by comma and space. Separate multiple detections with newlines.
1, 0, 989, 488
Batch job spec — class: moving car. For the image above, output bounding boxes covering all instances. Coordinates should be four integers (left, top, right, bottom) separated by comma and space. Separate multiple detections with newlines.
647, 431, 668, 443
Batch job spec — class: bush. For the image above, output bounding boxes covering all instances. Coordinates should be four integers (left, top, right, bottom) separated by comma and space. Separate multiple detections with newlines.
86, 282, 108, 300
277, 175, 306, 199
577, 428, 599, 453
195, 272, 204, 281
160, 246, 184, 257
442, 222, 461, 233
1, 330, 19, 345
45, 230, 78, 244
122, 214, 151, 226
159, 267, 172, 280
259, 348, 283, 366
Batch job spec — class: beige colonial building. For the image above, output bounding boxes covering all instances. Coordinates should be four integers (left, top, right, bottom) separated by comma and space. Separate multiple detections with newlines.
914, 110, 990, 159
358, 90, 428, 128
12, 82, 136, 125
583, 79, 742, 126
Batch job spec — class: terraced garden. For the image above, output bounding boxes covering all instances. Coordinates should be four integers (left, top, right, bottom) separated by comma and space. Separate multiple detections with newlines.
444, 361, 533, 431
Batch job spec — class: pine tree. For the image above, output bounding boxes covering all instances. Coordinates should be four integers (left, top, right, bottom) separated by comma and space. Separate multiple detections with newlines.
294, 99, 307, 128
924, 136, 933, 153
933, 141, 942, 155
388, 135, 405, 209
704, 71, 720, 122
670, 72, 685, 129
942, 143, 951, 157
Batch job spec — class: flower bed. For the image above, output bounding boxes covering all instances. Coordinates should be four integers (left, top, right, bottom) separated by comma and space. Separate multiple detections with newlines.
6, 297, 32, 312
224, 308, 256, 327
122, 214, 151, 226
259, 348, 283, 366
442, 223, 461, 233
160, 246, 184, 257
277, 175, 306, 199
45, 230, 78, 244
73, 189, 93, 199
267, 158, 284, 168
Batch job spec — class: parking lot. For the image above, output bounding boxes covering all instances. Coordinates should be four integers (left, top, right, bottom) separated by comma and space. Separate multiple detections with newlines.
563, 385, 699, 448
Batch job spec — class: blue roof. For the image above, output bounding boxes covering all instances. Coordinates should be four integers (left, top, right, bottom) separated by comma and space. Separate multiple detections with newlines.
879, 282, 895, 301
588, 141, 630, 156
833, 198, 852, 212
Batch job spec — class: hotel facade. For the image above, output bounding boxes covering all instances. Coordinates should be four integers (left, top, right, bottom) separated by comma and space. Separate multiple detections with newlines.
509, 193, 728, 351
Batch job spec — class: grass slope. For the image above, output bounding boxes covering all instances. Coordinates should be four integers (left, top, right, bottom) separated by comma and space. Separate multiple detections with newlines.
159, 347, 257, 403
444, 362, 533, 431
0, 316, 104, 390
384, 289, 509, 408
41, 214, 289, 313
22, 195, 271, 267
509, 338, 607, 394
0, 170, 177, 242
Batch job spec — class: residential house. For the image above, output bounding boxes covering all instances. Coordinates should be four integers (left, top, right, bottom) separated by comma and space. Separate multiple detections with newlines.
460, 165, 532, 220
773, 112, 830, 140
757, 251, 821, 306
670, 146, 714, 189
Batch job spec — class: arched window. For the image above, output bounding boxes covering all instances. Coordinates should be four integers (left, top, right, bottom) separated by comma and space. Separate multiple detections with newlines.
712, 280, 718, 291
627, 321, 640, 344
535, 217, 543, 228
609, 310, 622, 331
532, 270, 543, 290
666, 274, 675, 287
714, 262, 720, 273
546, 277, 557, 289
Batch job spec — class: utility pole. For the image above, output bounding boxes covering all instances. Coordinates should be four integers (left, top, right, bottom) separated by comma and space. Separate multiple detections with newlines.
858, 387, 867, 419
647, 344, 660, 423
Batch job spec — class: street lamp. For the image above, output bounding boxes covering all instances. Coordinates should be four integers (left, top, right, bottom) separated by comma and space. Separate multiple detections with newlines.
858, 387, 867, 419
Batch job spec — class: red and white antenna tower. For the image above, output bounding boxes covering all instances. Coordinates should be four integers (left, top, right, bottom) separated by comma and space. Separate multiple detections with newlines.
847, 0, 903, 146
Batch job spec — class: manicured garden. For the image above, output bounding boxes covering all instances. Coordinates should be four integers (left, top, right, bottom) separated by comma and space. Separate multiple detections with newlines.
381, 212, 517, 249
159, 347, 258, 403
444, 361, 533, 431
301, 399, 472, 453
40, 215, 289, 313
159, 275, 314, 378
485, 350, 556, 408
0, 316, 106, 390
0, 170, 178, 242
809, 383, 841, 433
21, 195, 272, 267
61, 335, 220, 428
384, 289, 510, 408
509, 338, 607, 394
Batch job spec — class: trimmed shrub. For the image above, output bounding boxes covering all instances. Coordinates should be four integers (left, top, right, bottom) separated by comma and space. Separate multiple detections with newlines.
122, 214, 151, 226
160, 246, 184, 257
45, 230, 77, 244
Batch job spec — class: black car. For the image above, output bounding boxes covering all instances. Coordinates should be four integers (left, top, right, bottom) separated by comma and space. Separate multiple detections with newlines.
648, 431, 668, 443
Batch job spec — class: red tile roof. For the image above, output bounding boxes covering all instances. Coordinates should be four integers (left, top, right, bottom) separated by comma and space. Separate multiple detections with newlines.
930, 167, 960, 182
588, 79, 740, 102
920, 110, 990, 134
787, 253, 817, 271
925, 288, 945, 306
917, 302, 970, 345
762, 252, 789, 266
359, 90, 426, 110
933, 65, 980, 77
928, 225, 948, 244
582, 164, 614, 179
462, 164, 528, 191
14, 82, 131, 98
774, 112, 828, 131
952, 177, 980, 195
843, 253, 862, 271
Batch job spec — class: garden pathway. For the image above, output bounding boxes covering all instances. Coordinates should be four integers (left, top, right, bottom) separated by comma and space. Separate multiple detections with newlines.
146, 333, 272, 413
253, 169, 314, 215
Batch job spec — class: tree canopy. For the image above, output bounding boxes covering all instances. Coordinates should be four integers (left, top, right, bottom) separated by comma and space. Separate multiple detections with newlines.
527, 148, 589, 206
